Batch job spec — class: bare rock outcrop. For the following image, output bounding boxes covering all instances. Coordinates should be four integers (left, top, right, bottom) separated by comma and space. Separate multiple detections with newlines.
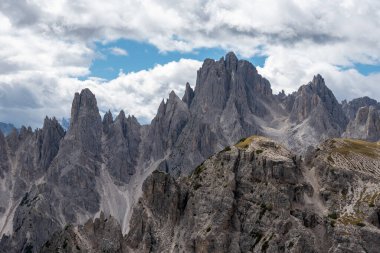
343, 106, 380, 141
289, 74, 348, 141
124, 137, 380, 253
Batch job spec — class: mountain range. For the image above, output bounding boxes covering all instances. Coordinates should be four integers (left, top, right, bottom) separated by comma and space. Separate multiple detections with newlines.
0, 52, 380, 252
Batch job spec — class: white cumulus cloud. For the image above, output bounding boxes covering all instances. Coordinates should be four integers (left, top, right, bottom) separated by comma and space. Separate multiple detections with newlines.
109, 47, 128, 56
0, 59, 201, 127
0, 0, 380, 127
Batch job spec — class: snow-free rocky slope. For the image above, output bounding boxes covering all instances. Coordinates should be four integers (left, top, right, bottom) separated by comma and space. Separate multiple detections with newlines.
43, 136, 380, 252
1, 52, 380, 252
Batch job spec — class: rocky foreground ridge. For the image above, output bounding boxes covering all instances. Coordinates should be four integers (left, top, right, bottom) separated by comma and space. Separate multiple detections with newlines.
43, 136, 380, 252
0, 52, 380, 252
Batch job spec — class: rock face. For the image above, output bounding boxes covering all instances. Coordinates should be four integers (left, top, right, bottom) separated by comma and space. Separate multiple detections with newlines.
0, 89, 102, 253
0, 131, 9, 178
285, 75, 349, 149
40, 213, 124, 253
342, 96, 380, 120
69, 88, 102, 157
343, 106, 380, 141
1, 52, 380, 252
37, 117, 66, 170
126, 136, 313, 253
147, 52, 287, 176
103, 111, 141, 184
47, 136, 380, 253
182, 82, 194, 108
142, 91, 190, 163
0, 117, 66, 252
125, 137, 380, 252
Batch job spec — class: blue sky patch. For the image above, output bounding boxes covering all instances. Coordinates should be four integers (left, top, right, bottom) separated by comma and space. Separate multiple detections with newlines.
86, 39, 268, 80
353, 63, 380, 76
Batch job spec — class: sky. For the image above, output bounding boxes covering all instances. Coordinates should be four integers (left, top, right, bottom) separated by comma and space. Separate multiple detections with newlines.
0, 0, 380, 128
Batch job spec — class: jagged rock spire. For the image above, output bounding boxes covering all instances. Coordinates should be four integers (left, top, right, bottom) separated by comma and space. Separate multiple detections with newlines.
0, 129, 9, 177
225, 51, 238, 71
182, 83, 194, 108
38, 117, 65, 170
70, 88, 100, 128
67, 88, 102, 156
102, 110, 113, 134
289, 74, 348, 140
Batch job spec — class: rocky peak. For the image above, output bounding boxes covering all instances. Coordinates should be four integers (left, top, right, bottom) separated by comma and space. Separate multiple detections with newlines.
143, 91, 190, 161
37, 117, 65, 170
4, 126, 32, 156
182, 82, 195, 108
126, 115, 140, 128
66, 88, 102, 157
168, 90, 177, 100
115, 110, 126, 122
286, 75, 349, 151
0, 130, 9, 177
342, 96, 379, 120
102, 110, 113, 134
113, 110, 141, 139
0, 129, 5, 147
70, 88, 99, 127
103, 110, 141, 184
225, 51, 238, 71
5, 128, 20, 154
19, 126, 33, 139
290, 75, 347, 127
310, 74, 325, 89
191, 52, 272, 122
156, 91, 186, 119
343, 106, 380, 141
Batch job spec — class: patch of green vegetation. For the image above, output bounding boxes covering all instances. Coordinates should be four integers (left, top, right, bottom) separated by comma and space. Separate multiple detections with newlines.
341, 188, 348, 201
235, 136, 258, 149
259, 203, 272, 219
20, 193, 29, 206
261, 203, 273, 211
362, 192, 380, 207
220, 146, 231, 153
327, 155, 334, 163
356, 222, 366, 227
206, 226, 211, 232
236, 137, 247, 144
261, 234, 273, 252
193, 182, 202, 190
333, 139, 380, 158
261, 240, 269, 252
193, 163, 205, 178
338, 213, 365, 226
251, 231, 263, 248
256, 149, 263, 155
328, 212, 339, 220
63, 239, 68, 249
